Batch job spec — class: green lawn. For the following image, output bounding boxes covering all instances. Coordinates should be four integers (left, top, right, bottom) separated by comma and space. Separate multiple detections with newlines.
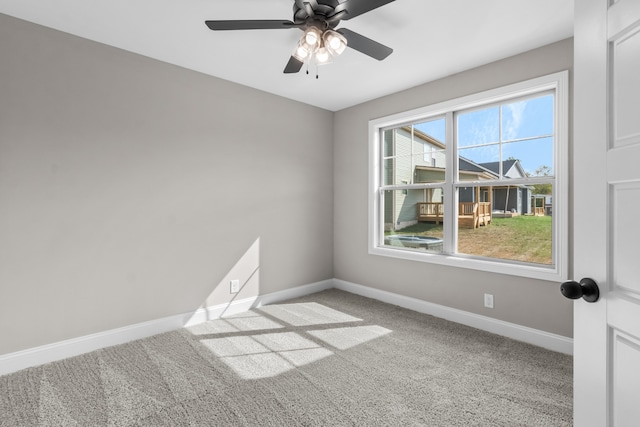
387, 215, 552, 265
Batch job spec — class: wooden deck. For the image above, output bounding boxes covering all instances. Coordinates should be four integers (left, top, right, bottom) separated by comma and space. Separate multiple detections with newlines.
417, 202, 444, 224
534, 207, 545, 216
417, 202, 492, 229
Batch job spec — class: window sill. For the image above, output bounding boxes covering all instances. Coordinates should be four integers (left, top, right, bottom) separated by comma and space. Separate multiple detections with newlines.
369, 245, 566, 282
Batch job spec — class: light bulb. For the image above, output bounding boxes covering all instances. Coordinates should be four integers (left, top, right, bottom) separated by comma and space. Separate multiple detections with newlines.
304, 27, 321, 47
323, 30, 347, 56
316, 47, 330, 63
329, 36, 342, 50
295, 45, 310, 60
305, 32, 318, 46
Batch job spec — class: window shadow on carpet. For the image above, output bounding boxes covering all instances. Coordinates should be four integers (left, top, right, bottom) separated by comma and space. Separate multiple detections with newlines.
185, 302, 392, 380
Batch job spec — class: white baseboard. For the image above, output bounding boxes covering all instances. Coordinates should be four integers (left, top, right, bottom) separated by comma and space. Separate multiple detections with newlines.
0, 311, 190, 377
0, 296, 257, 377
253, 279, 334, 307
0, 280, 334, 377
0, 277, 571, 377
184, 279, 334, 324
184, 296, 258, 327
333, 279, 573, 355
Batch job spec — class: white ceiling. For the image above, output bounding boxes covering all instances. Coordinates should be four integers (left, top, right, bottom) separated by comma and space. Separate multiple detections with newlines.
0, 0, 573, 111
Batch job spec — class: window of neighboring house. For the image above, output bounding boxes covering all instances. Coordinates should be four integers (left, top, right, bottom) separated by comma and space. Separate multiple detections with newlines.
369, 72, 569, 281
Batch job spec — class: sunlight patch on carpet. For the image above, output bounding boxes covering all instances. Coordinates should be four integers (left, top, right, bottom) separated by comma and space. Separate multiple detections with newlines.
202, 332, 333, 379
193, 303, 390, 380
259, 302, 362, 326
187, 311, 285, 336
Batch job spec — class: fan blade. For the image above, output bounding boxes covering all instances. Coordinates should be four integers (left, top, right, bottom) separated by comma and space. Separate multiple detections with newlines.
205, 20, 298, 31
284, 56, 304, 74
338, 0, 396, 20
337, 28, 393, 60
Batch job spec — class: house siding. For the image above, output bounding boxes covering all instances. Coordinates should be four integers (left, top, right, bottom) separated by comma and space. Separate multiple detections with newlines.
386, 128, 447, 229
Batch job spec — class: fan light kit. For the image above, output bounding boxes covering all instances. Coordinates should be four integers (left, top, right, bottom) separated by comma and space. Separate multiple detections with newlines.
205, 0, 395, 76
293, 28, 347, 66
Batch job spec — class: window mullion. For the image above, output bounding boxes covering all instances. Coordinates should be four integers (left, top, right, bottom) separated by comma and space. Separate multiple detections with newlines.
410, 126, 415, 184
499, 106, 503, 178
443, 111, 456, 254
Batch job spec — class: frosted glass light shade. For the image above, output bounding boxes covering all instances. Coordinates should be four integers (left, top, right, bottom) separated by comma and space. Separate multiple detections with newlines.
304, 27, 322, 48
323, 30, 347, 56
315, 47, 330, 63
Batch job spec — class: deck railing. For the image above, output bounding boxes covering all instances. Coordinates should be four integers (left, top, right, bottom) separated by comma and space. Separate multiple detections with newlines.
417, 202, 445, 224
417, 202, 492, 228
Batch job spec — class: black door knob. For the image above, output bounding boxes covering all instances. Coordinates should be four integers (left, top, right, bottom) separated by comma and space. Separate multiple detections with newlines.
560, 278, 599, 303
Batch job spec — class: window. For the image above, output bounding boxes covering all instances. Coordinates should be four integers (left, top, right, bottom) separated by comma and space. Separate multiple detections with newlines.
369, 72, 568, 281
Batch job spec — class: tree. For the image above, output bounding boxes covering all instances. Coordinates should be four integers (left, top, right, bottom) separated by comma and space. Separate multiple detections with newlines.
531, 165, 552, 194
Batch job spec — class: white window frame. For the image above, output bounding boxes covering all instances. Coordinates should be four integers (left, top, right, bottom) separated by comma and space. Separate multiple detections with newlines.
368, 71, 569, 281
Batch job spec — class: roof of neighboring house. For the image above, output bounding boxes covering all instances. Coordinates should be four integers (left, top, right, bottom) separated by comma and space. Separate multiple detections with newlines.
399, 126, 446, 149
416, 158, 531, 186
396, 126, 529, 181
459, 158, 498, 177
477, 160, 526, 178
415, 159, 496, 180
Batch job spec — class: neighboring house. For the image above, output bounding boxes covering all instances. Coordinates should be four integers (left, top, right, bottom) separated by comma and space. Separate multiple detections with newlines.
384, 128, 532, 231
478, 160, 533, 216
533, 194, 553, 216
384, 126, 445, 230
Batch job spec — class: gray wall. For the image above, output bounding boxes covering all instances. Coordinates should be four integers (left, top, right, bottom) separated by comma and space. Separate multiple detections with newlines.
0, 11, 574, 359
0, 14, 334, 355
333, 39, 574, 337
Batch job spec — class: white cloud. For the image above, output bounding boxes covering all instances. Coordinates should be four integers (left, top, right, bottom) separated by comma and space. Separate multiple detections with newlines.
503, 100, 527, 141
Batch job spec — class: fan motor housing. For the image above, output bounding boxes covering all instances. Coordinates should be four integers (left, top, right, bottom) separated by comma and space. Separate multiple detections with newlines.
293, 2, 343, 28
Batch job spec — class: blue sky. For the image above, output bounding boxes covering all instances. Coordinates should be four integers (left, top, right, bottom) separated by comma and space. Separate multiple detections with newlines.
415, 94, 554, 176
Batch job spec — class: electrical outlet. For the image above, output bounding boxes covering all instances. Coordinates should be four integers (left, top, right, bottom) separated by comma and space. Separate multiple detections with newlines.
484, 293, 494, 309
230, 279, 240, 294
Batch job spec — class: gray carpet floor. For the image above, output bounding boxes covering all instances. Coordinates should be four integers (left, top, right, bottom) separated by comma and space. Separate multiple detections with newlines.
0, 289, 572, 426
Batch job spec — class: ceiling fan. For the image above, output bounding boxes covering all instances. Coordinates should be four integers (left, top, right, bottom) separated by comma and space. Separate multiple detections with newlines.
205, 0, 395, 74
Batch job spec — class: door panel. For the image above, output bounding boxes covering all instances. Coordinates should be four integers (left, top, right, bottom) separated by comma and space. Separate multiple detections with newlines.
612, 26, 640, 147
608, 296, 640, 345
612, 331, 640, 426
606, 3, 640, 425
575, 0, 640, 425
611, 183, 640, 295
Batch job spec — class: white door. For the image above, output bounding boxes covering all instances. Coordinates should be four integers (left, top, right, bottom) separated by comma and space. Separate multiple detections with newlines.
574, 0, 640, 426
